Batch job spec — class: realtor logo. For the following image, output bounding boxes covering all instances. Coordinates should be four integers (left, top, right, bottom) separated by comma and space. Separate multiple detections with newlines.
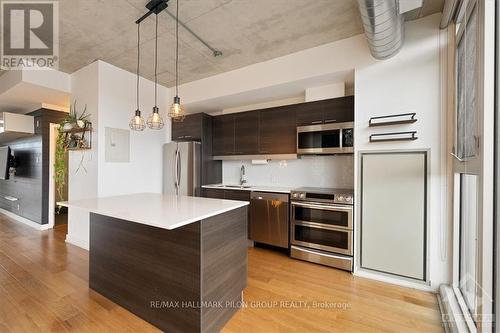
1, 1, 59, 70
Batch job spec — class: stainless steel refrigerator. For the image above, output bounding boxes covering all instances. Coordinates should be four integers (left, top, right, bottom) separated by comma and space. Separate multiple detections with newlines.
163, 142, 201, 196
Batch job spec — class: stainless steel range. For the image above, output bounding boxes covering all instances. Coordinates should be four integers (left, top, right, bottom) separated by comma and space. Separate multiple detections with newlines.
290, 187, 354, 271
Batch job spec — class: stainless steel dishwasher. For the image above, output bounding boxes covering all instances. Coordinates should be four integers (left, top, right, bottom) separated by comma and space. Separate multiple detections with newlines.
249, 191, 289, 248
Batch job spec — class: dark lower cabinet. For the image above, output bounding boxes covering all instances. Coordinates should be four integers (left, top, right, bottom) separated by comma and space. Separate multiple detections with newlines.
202, 188, 225, 199
201, 188, 251, 233
201, 188, 250, 202
259, 108, 296, 154
223, 189, 251, 202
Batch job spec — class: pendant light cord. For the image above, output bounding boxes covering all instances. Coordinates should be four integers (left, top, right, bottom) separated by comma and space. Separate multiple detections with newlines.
136, 23, 140, 111
154, 13, 158, 108
175, 0, 179, 97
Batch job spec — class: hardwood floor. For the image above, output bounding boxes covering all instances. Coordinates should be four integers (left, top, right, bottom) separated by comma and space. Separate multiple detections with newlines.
0, 214, 444, 333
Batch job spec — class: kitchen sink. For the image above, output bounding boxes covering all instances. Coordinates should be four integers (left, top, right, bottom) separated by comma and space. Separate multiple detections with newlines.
209, 184, 253, 189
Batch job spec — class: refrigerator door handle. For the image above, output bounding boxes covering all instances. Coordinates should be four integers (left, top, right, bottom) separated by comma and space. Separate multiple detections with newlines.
177, 150, 182, 194
174, 148, 179, 193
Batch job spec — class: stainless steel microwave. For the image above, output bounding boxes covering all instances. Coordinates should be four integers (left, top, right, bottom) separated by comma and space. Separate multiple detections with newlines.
296, 122, 354, 155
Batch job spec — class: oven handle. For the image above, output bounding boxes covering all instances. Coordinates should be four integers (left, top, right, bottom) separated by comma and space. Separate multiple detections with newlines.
292, 220, 353, 233
291, 201, 353, 212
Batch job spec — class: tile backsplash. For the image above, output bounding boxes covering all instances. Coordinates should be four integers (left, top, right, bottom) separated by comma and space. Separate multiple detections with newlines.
222, 155, 354, 189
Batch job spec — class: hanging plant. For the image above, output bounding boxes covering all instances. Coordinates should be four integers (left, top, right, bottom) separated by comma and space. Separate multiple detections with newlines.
54, 125, 67, 214
54, 100, 92, 212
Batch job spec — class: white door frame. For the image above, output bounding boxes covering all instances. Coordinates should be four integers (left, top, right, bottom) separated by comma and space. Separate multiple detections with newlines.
48, 123, 60, 228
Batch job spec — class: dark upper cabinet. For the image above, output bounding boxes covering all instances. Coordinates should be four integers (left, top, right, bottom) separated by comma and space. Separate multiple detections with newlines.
212, 114, 235, 156
259, 108, 296, 154
295, 107, 323, 126
210, 96, 354, 156
322, 96, 354, 123
171, 113, 203, 141
234, 111, 259, 154
171, 113, 222, 186
296, 96, 354, 126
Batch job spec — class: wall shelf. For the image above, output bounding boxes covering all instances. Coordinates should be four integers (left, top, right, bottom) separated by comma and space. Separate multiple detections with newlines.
369, 131, 418, 142
63, 122, 92, 151
369, 113, 417, 127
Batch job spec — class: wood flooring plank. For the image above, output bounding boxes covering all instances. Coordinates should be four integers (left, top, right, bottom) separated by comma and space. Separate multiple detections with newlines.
0, 215, 444, 333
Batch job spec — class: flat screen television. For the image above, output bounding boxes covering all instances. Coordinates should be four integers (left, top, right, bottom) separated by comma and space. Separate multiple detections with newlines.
0, 146, 11, 180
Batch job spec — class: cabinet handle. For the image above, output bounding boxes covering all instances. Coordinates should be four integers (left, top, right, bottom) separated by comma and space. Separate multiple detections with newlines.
4, 196, 18, 201
184, 135, 192, 139
310, 120, 323, 124
324, 119, 337, 123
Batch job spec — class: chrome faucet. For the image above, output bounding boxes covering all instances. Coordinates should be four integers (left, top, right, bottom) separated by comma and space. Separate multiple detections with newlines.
240, 165, 247, 185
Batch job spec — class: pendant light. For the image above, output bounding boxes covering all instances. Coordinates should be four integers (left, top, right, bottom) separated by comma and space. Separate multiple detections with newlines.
129, 23, 146, 131
147, 13, 165, 130
168, 0, 186, 122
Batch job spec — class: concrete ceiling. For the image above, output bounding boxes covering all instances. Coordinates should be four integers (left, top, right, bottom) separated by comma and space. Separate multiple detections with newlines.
5, 0, 443, 87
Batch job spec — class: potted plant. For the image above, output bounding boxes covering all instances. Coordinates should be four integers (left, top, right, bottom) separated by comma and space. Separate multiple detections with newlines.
61, 101, 90, 131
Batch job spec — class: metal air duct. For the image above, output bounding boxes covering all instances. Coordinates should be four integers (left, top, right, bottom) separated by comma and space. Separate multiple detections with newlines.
357, 0, 404, 60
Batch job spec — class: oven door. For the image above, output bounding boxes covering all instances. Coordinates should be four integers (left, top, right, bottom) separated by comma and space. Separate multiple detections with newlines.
291, 221, 353, 255
291, 201, 353, 230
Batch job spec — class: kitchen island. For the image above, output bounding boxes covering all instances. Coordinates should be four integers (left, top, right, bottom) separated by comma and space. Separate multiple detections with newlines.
58, 193, 249, 333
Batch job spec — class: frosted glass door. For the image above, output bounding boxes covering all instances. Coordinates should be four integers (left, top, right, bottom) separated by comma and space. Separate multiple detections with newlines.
361, 152, 427, 280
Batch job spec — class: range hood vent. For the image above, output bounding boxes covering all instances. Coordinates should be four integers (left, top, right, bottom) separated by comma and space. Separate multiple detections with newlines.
357, 0, 405, 60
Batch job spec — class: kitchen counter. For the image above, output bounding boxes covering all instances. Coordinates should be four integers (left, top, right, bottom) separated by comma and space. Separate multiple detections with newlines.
58, 192, 248, 230
202, 184, 294, 194
59, 193, 248, 333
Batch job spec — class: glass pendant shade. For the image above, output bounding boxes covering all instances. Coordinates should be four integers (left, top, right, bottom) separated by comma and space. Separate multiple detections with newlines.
130, 109, 146, 131
147, 106, 164, 129
169, 96, 186, 122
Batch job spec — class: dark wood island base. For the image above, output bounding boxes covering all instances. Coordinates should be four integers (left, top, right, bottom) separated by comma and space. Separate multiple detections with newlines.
89, 207, 248, 333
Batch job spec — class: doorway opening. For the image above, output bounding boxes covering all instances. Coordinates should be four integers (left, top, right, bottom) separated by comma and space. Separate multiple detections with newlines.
49, 123, 68, 228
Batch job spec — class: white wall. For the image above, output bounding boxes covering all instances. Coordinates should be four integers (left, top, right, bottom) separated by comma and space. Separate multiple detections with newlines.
222, 156, 354, 188
67, 62, 99, 249
97, 61, 168, 197
221, 96, 305, 114
354, 14, 447, 290
180, 36, 371, 107
305, 82, 345, 102
67, 61, 170, 249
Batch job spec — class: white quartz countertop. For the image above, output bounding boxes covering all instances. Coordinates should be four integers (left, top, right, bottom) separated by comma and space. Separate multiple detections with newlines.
202, 184, 294, 194
58, 193, 249, 230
